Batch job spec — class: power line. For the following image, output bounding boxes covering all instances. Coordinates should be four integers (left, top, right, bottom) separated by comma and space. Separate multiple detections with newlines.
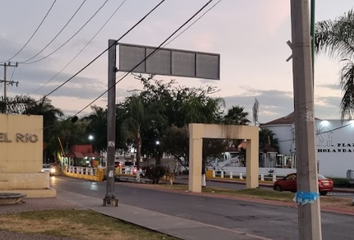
2, 0, 57, 63
274, 122, 353, 143
20, 0, 87, 63
29, 0, 127, 95
164, 0, 222, 47
74, 0, 214, 116
40, 0, 166, 100
9, 67, 16, 81
21, 0, 109, 64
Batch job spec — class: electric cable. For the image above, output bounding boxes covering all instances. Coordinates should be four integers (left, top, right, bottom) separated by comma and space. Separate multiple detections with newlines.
1, 0, 57, 63
21, 0, 109, 64
29, 0, 127, 95
274, 122, 353, 143
9, 68, 16, 81
73, 0, 214, 116
40, 0, 166, 101
20, 0, 87, 63
164, 0, 222, 47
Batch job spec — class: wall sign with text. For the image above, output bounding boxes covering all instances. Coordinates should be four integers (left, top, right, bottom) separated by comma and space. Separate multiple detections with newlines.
0, 133, 39, 143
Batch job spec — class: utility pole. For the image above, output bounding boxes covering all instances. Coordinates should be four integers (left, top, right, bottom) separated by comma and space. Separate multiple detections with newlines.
0, 62, 19, 112
290, 0, 322, 239
103, 39, 118, 207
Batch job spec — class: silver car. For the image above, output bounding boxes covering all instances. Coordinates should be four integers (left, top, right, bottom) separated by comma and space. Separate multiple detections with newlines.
41, 164, 55, 176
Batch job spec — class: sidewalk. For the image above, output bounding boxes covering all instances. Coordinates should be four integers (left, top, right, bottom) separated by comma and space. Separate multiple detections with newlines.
56, 189, 273, 240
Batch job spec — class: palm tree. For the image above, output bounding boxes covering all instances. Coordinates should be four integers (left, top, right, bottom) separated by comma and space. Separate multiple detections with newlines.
24, 97, 64, 130
259, 128, 279, 153
223, 105, 250, 125
84, 106, 107, 152
315, 10, 354, 119
121, 95, 145, 172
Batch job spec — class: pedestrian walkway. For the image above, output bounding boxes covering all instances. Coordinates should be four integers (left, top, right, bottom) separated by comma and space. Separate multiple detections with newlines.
57, 189, 273, 240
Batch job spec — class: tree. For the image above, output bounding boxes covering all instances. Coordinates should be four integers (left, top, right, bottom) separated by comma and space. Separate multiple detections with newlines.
315, 10, 354, 119
162, 126, 189, 168
46, 118, 88, 161
223, 105, 251, 125
259, 128, 279, 153
84, 106, 107, 152
121, 95, 145, 172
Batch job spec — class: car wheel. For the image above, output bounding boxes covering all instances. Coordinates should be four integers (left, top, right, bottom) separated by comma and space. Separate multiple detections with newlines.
274, 185, 282, 191
320, 191, 328, 196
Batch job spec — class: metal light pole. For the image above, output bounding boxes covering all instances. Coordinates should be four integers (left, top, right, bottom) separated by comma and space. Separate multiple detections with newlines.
103, 39, 118, 206
290, 0, 322, 239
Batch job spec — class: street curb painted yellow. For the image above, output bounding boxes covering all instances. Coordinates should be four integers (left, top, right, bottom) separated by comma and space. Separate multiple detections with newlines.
62, 169, 104, 182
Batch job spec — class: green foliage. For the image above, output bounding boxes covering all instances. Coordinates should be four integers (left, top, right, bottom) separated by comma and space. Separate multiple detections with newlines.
46, 118, 87, 157
315, 10, 354, 119
142, 165, 166, 184
331, 178, 354, 188
83, 106, 107, 152
259, 128, 280, 153
162, 126, 189, 164
223, 105, 250, 125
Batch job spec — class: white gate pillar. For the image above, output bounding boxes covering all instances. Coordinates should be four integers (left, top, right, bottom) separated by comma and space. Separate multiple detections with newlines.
188, 124, 203, 193
246, 138, 259, 188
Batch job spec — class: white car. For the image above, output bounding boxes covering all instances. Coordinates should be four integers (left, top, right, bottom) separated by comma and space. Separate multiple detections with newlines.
41, 164, 55, 176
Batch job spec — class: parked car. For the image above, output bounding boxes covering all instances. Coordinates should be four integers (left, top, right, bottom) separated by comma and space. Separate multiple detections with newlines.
273, 173, 333, 195
41, 164, 56, 176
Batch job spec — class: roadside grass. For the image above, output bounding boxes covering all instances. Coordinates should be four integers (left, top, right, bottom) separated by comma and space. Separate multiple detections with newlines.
0, 210, 179, 240
158, 183, 354, 208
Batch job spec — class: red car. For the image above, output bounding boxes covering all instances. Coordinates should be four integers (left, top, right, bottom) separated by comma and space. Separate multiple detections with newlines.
273, 173, 333, 195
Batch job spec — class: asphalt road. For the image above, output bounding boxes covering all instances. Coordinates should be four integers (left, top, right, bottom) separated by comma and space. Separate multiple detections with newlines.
51, 176, 354, 240
175, 177, 354, 198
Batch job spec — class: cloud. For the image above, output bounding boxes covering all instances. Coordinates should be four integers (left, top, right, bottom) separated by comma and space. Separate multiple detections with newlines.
317, 83, 341, 91
223, 89, 294, 124
223, 88, 343, 123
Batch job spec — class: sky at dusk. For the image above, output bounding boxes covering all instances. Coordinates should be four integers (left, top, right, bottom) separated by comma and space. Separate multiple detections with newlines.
1, 0, 354, 123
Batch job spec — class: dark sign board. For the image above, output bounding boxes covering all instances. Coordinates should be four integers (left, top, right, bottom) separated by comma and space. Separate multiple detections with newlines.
118, 43, 220, 80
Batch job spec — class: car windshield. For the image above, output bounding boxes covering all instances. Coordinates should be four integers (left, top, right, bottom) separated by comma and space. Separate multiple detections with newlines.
318, 174, 327, 179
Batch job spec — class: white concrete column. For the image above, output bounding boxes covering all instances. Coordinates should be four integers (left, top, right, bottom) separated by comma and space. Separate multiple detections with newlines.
240, 173, 243, 179
188, 124, 203, 193
246, 138, 259, 188
273, 174, 277, 182
230, 172, 233, 179
202, 174, 206, 187
221, 171, 224, 178
212, 170, 215, 178
261, 174, 264, 181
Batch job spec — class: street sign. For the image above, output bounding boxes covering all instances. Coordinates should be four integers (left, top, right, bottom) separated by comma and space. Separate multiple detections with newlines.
118, 43, 220, 80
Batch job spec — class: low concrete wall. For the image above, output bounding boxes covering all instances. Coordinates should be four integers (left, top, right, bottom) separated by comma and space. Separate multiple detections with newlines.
0, 173, 49, 190
62, 167, 104, 182
0, 188, 56, 198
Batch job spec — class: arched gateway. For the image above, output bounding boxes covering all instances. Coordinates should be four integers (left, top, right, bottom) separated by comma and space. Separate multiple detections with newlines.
188, 123, 259, 193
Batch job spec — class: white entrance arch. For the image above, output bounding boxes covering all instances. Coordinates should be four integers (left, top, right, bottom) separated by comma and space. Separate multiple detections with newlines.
188, 123, 259, 193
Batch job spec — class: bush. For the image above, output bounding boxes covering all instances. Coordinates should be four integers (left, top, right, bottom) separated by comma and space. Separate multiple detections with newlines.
331, 178, 354, 188
142, 165, 166, 184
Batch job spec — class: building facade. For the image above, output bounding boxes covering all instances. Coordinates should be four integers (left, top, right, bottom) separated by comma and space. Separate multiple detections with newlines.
262, 112, 354, 178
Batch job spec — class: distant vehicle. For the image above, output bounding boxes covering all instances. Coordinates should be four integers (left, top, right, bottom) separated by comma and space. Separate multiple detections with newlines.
273, 173, 333, 195
41, 164, 55, 176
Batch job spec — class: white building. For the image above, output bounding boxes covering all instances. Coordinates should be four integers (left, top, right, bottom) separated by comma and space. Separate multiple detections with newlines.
262, 112, 354, 178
